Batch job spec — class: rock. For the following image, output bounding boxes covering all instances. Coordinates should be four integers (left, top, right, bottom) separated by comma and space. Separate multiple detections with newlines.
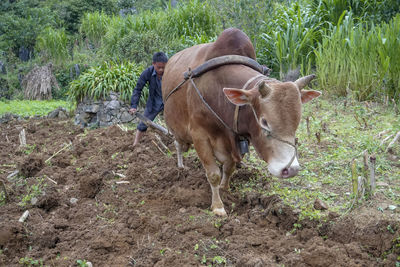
48, 107, 68, 119
18, 210, 29, 223
0, 113, 20, 124
58, 109, 68, 119
106, 100, 120, 110
120, 111, 134, 122
109, 92, 119, 100
74, 93, 133, 127
85, 104, 100, 113
70, 198, 78, 204
179, 208, 186, 213
314, 198, 328, 210
388, 205, 397, 211
31, 197, 38, 205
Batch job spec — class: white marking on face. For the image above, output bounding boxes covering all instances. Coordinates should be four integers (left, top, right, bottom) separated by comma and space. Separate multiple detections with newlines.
267, 142, 300, 178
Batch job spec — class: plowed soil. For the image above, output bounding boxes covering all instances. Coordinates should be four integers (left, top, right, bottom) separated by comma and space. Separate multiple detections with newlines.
0, 118, 399, 266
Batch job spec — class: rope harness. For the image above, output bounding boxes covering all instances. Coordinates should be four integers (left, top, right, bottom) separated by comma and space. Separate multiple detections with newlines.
165, 55, 298, 170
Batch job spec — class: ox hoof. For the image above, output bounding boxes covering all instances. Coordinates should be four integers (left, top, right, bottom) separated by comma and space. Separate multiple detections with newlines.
177, 164, 185, 169
212, 207, 227, 216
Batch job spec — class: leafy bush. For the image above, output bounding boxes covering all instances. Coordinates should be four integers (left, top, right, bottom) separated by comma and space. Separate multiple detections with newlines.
68, 61, 143, 103
79, 11, 111, 48
310, 0, 400, 25
36, 27, 69, 65
114, 30, 166, 65
54, 0, 118, 34
0, 3, 57, 57
258, 2, 328, 78
163, 0, 219, 39
315, 14, 400, 101
102, 0, 219, 61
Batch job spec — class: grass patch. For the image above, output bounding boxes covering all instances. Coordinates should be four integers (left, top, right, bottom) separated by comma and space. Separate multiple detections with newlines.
0, 100, 70, 117
238, 97, 400, 220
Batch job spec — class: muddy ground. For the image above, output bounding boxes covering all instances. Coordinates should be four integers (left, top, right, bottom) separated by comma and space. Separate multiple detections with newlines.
0, 118, 399, 266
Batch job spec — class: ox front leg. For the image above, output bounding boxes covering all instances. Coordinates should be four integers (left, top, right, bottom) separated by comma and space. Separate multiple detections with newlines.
174, 140, 190, 169
174, 140, 185, 169
193, 139, 226, 216
220, 159, 236, 191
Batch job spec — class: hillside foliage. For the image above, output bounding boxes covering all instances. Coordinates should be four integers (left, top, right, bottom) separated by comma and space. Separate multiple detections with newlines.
0, 0, 399, 102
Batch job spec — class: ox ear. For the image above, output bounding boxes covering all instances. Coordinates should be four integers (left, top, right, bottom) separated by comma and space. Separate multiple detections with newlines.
258, 81, 272, 98
223, 88, 251, 106
301, 90, 321, 104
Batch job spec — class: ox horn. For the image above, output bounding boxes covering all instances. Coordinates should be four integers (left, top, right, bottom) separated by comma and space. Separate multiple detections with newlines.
295, 74, 316, 90
258, 81, 272, 98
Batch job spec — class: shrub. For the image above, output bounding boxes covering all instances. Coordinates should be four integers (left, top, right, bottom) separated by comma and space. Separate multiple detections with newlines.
315, 14, 400, 101
36, 27, 69, 65
101, 0, 220, 61
68, 61, 144, 104
79, 11, 111, 48
258, 2, 328, 78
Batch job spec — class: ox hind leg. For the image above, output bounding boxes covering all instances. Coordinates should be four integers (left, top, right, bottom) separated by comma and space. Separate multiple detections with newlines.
220, 159, 235, 191
192, 136, 226, 216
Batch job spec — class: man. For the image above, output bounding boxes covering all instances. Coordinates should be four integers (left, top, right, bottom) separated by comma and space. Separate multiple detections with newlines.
129, 52, 168, 146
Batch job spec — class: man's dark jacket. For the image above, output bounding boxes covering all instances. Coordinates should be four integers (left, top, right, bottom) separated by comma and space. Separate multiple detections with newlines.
130, 66, 163, 112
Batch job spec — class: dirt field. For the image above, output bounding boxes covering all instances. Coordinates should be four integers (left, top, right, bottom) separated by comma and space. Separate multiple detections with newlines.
0, 118, 399, 266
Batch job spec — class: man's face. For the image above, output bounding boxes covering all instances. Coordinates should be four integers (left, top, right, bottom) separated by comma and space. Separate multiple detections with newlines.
153, 62, 166, 77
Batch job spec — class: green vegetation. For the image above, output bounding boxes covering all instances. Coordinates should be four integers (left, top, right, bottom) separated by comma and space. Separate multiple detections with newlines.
19, 256, 44, 266
316, 14, 400, 101
1, 0, 398, 104
0, 100, 69, 117
233, 97, 400, 221
18, 177, 47, 207
76, 259, 89, 267
68, 60, 143, 104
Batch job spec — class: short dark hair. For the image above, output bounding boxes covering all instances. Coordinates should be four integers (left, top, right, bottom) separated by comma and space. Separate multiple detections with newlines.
152, 52, 168, 63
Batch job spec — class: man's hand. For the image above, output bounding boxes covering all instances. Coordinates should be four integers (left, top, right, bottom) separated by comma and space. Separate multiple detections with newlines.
129, 108, 137, 114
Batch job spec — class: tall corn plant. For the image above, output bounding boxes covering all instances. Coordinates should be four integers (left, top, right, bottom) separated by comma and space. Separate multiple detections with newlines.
68, 61, 144, 104
316, 14, 400, 101
101, 16, 134, 58
36, 27, 69, 65
164, 0, 219, 39
101, 0, 219, 60
79, 11, 110, 48
259, 2, 329, 78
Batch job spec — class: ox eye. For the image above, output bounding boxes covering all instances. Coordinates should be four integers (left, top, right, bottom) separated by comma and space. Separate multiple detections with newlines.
260, 118, 271, 131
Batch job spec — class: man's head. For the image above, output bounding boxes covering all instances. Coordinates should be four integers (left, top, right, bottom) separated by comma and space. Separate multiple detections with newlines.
152, 52, 168, 77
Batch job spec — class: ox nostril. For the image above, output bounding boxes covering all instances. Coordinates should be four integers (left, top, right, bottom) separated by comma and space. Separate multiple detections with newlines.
282, 168, 289, 177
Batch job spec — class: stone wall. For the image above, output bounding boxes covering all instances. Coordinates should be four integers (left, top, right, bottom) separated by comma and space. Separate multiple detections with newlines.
74, 92, 137, 127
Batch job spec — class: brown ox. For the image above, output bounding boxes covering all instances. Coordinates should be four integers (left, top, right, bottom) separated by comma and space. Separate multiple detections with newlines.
162, 28, 321, 216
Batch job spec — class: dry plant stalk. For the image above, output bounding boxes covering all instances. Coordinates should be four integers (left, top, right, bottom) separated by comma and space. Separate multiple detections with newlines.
22, 63, 60, 100
19, 129, 26, 147
386, 131, 400, 152
351, 159, 358, 196
315, 132, 321, 144
0, 179, 8, 202
45, 142, 72, 163
369, 154, 376, 193
362, 150, 372, 196
151, 140, 166, 155
155, 134, 170, 153
305, 117, 310, 137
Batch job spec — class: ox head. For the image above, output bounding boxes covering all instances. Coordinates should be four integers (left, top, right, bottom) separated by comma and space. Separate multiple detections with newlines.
223, 75, 321, 178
